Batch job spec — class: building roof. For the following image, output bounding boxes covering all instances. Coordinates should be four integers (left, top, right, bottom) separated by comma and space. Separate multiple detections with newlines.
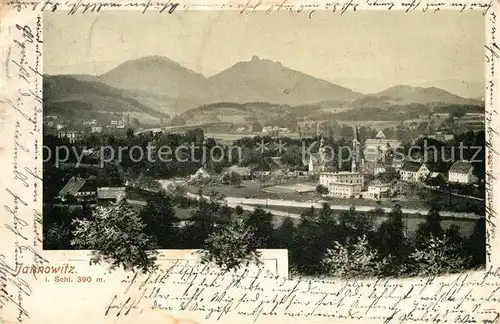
365, 139, 401, 148
192, 167, 210, 178
401, 162, 422, 172
368, 181, 391, 187
264, 156, 287, 171
57, 177, 87, 197
376, 130, 386, 139
449, 161, 474, 174
422, 163, 441, 173
223, 165, 252, 176
97, 187, 126, 200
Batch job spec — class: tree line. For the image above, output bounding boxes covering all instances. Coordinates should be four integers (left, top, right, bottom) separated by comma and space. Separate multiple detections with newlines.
45, 191, 486, 276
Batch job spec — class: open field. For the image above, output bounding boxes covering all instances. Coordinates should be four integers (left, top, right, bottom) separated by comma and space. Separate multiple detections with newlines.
262, 182, 316, 194
187, 180, 318, 202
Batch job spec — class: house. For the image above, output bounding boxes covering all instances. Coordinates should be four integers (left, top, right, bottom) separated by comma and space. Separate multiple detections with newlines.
392, 158, 405, 171
91, 126, 103, 133
399, 162, 422, 182
367, 182, 392, 200
319, 171, 363, 199
448, 161, 475, 184
425, 133, 455, 142
97, 187, 127, 204
415, 163, 432, 182
189, 167, 211, 182
57, 130, 81, 144
432, 113, 451, 119
222, 165, 252, 179
425, 172, 446, 188
56, 176, 97, 202
374, 163, 389, 176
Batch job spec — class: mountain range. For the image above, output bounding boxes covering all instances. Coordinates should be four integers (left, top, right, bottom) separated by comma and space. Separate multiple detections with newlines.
45, 55, 484, 123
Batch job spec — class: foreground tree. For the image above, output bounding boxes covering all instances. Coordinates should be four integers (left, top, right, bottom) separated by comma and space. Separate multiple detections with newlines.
139, 192, 177, 248
321, 235, 388, 278
245, 208, 274, 248
376, 204, 409, 268
409, 234, 470, 276
316, 184, 328, 195
415, 207, 444, 249
200, 217, 261, 272
71, 203, 158, 273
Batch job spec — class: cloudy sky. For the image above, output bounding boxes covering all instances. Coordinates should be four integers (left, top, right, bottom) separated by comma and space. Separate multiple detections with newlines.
44, 10, 484, 89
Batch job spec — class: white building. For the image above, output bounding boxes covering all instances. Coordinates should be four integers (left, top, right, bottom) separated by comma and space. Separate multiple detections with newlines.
448, 161, 475, 184
91, 126, 103, 133
319, 171, 363, 199
57, 130, 80, 144
367, 182, 392, 200
399, 162, 421, 182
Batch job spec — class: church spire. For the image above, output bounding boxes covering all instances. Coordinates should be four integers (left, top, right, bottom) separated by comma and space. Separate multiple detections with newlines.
352, 125, 361, 172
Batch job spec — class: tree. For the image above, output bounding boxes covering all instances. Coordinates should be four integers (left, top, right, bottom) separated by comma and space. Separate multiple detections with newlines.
341, 206, 376, 241
376, 204, 408, 264
245, 208, 274, 248
200, 217, 262, 272
273, 218, 295, 249
139, 192, 177, 249
71, 203, 158, 273
257, 173, 271, 188
229, 171, 242, 187
409, 235, 470, 276
181, 202, 217, 248
126, 128, 135, 140
321, 235, 388, 278
316, 184, 328, 195
415, 207, 444, 249
466, 218, 486, 267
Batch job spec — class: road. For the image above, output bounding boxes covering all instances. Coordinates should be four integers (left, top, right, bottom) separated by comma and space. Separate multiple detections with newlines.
185, 193, 481, 220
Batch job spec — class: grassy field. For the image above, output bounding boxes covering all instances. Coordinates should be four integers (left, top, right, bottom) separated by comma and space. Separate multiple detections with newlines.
187, 180, 318, 202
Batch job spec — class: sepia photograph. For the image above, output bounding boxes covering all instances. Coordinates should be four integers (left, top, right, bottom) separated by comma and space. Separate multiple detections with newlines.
42, 10, 486, 278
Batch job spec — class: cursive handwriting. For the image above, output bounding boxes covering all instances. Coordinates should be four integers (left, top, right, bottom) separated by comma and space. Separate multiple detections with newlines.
103, 260, 500, 323
2, 0, 495, 15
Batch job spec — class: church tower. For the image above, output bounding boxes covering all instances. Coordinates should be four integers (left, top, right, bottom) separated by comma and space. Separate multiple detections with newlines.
352, 126, 361, 172
319, 136, 325, 162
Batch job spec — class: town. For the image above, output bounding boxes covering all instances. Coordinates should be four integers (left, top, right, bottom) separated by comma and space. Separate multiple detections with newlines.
43, 108, 486, 277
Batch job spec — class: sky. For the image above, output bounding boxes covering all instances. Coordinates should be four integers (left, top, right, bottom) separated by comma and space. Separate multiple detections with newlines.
44, 10, 485, 87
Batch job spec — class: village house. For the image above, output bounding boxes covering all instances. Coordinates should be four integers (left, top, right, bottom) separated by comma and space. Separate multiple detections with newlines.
57, 130, 81, 144
400, 162, 439, 182
222, 165, 252, 180
189, 167, 211, 182
399, 162, 422, 182
366, 181, 392, 200
56, 176, 97, 202
448, 160, 475, 184
425, 172, 447, 188
97, 187, 127, 204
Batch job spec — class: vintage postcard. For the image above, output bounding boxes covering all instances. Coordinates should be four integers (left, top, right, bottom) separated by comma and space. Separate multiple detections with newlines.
1, 1, 500, 323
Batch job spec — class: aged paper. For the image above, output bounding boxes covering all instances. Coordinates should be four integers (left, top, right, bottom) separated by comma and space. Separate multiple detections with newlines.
1, 1, 500, 324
